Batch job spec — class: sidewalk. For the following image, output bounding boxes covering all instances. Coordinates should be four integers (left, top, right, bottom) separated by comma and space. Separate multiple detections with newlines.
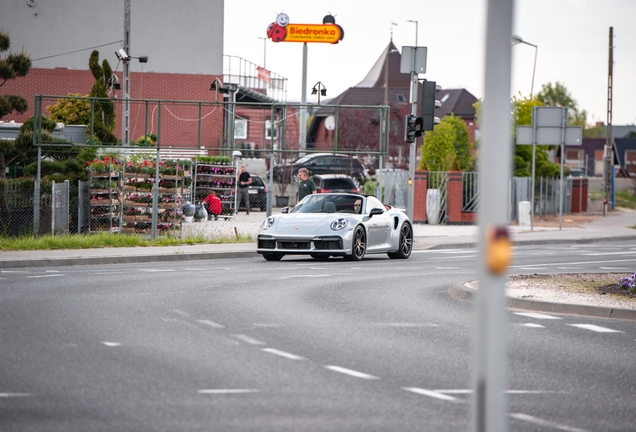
1, 209, 635, 269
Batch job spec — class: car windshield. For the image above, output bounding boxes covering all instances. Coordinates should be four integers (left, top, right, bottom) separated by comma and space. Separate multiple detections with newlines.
251, 176, 264, 186
290, 194, 364, 214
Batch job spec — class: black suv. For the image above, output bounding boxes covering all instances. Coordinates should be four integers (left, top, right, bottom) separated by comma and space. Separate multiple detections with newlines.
270, 153, 366, 183
311, 174, 360, 194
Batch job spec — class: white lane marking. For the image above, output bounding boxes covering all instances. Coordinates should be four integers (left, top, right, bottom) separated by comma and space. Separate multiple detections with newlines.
514, 312, 562, 320
25, 274, 64, 279
274, 274, 328, 280
45, 270, 61, 272
138, 268, 176, 272
521, 323, 545, 328
374, 323, 439, 328
197, 320, 225, 329
325, 366, 379, 380
183, 268, 208, 271
253, 323, 281, 328
510, 412, 590, 432
262, 348, 305, 360
599, 266, 629, 270
568, 324, 623, 333
518, 267, 548, 270
0, 393, 31, 397
232, 334, 266, 345
402, 387, 459, 401
198, 389, 258, 394
436, 267, 464, 270
583, 251, 636, 256
1, 270, 30, 273
102, 342, 121, 347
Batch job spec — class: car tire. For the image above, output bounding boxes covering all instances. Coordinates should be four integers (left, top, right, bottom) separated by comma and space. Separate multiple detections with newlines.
310, 253, 330, 260
345, 225, 366, 261
388, 222, 413, 259
262, 253, 284, 261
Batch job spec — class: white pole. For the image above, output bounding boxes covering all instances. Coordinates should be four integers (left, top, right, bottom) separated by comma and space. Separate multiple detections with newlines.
122, 0, 130, 146
472, 1, 514, 432
299, 43, 308, 157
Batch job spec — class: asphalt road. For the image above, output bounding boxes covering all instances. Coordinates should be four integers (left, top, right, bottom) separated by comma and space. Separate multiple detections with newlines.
1, 241, 635, 431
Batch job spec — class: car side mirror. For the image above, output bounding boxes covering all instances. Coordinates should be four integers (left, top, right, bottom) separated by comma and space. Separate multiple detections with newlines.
281, 207, 290, 214
369, 208, 384, 217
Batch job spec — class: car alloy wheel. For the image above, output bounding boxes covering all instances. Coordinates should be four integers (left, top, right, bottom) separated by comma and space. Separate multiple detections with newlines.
388, 223, 413, 259
346, 225, 366, 261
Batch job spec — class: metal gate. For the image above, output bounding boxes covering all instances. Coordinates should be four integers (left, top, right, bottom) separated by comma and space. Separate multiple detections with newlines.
426, 171, 448, 224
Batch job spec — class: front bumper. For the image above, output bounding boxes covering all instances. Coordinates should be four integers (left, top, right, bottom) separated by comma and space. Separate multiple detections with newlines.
257, 234, 349, 255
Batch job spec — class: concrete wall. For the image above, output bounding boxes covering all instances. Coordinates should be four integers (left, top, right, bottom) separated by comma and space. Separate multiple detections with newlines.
0, 0, 224, 75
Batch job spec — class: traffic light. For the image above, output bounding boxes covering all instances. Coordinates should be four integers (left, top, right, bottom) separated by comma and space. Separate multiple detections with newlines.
421, 80, 441, 131
404, 114, 422, 143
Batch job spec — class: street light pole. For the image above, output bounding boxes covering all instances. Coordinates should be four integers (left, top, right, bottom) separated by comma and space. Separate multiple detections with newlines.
512, 34, 538, 98
257, 36, 267, 68
406, 19, 418, 45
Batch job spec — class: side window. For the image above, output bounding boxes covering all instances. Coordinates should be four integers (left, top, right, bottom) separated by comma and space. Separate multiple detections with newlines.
366, 196, 385, 213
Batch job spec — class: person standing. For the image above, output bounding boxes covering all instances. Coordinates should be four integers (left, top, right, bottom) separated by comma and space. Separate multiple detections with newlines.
297, 168, 317, 201
236, 165, 252, 214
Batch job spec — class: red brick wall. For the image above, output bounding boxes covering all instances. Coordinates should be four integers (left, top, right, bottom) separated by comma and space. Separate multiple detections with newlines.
571, 178, 588, 212
0, 68, 224, 150
413, 170, 428, 222
414, 169, 477, 224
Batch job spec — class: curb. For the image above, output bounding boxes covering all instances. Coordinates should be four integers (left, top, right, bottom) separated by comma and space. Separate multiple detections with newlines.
0, 251, 260, 269
423, 235, 636, 250
448, 281, 636, 322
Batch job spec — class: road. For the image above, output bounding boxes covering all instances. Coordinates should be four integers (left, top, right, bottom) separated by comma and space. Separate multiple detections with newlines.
1, 241, 635, 431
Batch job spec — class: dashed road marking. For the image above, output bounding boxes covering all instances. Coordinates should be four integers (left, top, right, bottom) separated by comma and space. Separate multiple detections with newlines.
139, 269, 175, 272
197, 319, 225, 329
520, 323, 545, 328
262, 348, 305, 360
510, 412, 590, 432
25, 274, 64, 279
274, 274, 329, 280
568, 324, 623, 333
514, 312, 562, 320
325, 366, 379, 380
402, 387, 459, 402
373, 323, 438, 328
0, 393, 31, 398
102, 342, 121, 347
198, 389, 258, 394
232, 334, 266, 345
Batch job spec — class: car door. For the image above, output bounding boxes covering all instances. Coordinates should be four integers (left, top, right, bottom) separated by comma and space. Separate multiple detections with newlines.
364, 197, 391, 249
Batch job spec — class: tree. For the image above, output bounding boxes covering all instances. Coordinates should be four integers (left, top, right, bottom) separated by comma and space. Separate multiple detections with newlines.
0, 28, 32, 182
418, 115, 473, 171
88, 50, 117, 144
46, 93, 92, 125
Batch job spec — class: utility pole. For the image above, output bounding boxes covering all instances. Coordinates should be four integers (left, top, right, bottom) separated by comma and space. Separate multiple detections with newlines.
604, 26, 614, 216
122, 0, 130, 146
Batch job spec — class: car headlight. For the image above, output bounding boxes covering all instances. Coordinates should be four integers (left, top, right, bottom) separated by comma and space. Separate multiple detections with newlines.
330, 218, 348, 231
261, 216, 275, 230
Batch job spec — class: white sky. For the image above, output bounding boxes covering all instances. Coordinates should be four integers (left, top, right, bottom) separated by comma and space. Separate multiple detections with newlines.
224, 0, 636, 126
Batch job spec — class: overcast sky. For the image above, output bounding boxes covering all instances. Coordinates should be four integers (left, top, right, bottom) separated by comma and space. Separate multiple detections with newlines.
224, 0, 636, 126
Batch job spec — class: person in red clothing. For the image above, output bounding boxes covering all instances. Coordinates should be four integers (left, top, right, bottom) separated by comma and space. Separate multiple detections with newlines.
203, 192, 222, 220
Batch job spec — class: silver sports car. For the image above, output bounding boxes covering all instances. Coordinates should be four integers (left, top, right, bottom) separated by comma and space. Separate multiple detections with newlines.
257, 193, 413, 261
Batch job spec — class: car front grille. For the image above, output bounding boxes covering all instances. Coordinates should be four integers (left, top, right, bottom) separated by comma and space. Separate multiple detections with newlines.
314, 239, 342, 250
258, 238, 276, 249
277, 241, 311, 250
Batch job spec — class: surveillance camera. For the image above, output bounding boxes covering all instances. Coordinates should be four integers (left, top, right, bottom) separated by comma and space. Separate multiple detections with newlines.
116, 48, 129, 61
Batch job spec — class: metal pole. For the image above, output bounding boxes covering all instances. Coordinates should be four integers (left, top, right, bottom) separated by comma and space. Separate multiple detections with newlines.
530, 105, 536, 230
406, 49, 418, 221
559, 107, 567, 230
530, 44, 537, 98
472, 1, 514, 432
122, 0, 131, 145
299, 43, 308, 156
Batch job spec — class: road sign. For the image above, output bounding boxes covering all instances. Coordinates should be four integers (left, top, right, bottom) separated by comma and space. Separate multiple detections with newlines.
516, 125, 582, 145
400, 46, 427, 74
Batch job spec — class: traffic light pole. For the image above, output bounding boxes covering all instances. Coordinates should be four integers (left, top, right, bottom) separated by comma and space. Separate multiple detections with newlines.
407, 66, 418, 221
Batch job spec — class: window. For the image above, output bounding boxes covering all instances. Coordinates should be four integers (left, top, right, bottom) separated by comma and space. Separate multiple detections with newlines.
396, 94, 406, 102
565, 149, 584, 168
265, 120, 277, 139
626, 150, 636, 175
234, 118, 247, 139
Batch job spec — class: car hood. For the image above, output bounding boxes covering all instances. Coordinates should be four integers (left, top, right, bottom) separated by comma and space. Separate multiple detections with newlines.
273, 213, 346, 234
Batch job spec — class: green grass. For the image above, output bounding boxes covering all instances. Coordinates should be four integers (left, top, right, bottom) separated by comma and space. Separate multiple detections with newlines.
616, 189, 636, 210
0, 232, 254, 251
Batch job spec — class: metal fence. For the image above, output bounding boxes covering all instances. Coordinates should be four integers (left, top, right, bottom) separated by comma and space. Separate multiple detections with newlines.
509, 176, 572, 222
426, 171, 448, 224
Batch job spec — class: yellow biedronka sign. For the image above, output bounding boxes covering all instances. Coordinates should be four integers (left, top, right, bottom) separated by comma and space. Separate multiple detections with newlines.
285, 24, 341, 43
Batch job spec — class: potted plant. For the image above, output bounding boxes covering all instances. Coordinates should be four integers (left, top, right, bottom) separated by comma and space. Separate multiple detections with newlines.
275, 163, 293, 207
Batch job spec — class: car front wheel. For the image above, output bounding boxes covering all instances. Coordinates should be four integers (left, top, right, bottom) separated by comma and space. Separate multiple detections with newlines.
388, 222, 413, 259
262, 253, 284, 261
345, 226, 366, 261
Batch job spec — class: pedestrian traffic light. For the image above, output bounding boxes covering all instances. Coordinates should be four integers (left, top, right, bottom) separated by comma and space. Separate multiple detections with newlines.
421, 80, 441, 131
404, 114, 422, 143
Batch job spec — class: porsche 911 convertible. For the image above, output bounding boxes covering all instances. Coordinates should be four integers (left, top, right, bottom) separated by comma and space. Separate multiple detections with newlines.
257, 193, 413, 261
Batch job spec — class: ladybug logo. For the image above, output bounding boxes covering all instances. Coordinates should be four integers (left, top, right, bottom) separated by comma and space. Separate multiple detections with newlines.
267, 12, 289, 43
323, 14, 344, 43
